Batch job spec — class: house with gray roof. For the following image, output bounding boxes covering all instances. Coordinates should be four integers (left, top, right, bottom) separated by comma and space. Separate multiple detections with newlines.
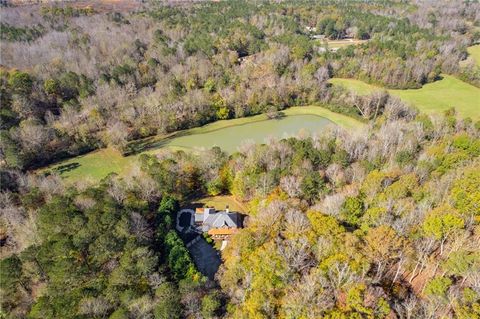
194, 207, 242, 239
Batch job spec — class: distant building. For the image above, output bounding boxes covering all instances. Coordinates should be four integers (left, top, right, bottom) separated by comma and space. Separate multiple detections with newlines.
195, 207, 242, 240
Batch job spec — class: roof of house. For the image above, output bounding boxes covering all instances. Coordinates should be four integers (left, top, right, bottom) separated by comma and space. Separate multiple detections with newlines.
193, 206, 242, 232
204, 212, 239, 228
194, 213, 204, 223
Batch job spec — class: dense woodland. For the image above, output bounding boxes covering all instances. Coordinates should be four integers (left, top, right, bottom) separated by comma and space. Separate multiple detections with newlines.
2, 96, 480, 318
1, 0, 479, 169
1, 1, 480, 319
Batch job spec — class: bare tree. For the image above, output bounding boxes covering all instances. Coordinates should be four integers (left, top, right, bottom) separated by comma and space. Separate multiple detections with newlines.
280, 175, 302, 198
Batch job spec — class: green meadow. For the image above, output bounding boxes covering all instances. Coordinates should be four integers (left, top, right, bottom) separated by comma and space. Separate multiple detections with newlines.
41, 106, 364, 183
46, 148, 135, 184
467, 44, 480, 67
330, 75, 480, 119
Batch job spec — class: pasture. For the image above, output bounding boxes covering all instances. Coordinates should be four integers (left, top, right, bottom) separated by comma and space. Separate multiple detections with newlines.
330, 78, 380, 95
324, 38, 367, 49
330, 75, 480, 119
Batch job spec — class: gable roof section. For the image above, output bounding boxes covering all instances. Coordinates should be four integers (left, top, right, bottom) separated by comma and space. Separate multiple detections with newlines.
202, 211, 240, 231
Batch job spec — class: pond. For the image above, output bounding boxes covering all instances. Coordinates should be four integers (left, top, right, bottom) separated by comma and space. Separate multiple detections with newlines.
43, 112, 337, 182
161, 114, 332, 153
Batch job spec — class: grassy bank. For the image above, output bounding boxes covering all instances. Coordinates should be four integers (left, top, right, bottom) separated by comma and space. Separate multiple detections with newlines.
467, 44, 480, 67
330, 75, 480, 120
40, 105, 364, 183
282, 105, 363, 129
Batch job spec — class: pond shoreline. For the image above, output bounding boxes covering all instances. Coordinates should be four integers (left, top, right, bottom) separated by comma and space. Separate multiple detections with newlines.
38, 105, 364, 182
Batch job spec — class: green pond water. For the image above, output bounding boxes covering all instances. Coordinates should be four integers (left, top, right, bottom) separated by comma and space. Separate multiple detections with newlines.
160, 114, 332, 153
46, 114, 333, 181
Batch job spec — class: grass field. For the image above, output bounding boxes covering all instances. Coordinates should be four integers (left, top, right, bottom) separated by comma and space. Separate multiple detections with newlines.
315, 38, 367, 50
324, 39, 367, 49
40, 106, 364, 183
330, 78, 380, 95
467, 45, 480, 67
282, 105, 363, 129
330, 75, 480, 119
45, 148, 135, 183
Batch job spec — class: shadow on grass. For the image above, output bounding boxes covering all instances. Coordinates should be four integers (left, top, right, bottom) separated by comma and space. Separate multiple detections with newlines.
52, 162, 81, 175
124, 130, 193, 156
181, 199, 206, 211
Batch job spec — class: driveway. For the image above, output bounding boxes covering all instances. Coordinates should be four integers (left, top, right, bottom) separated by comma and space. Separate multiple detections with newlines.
188, 237, 221, 280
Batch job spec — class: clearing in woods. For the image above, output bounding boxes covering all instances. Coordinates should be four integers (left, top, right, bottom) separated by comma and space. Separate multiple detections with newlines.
324, 38, 368, 49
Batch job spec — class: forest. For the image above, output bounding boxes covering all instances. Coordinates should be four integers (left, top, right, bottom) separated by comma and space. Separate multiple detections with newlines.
1, 0, 479, 170
1, 0, 480, 318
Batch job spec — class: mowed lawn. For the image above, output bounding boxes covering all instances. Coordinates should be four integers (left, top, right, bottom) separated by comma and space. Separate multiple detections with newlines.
44, 148, 135, 183
40, 105, 364, 183
330, 75, 480, 119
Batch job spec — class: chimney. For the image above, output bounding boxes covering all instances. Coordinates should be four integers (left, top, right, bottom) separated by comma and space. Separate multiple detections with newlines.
204, 207, 213, 220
